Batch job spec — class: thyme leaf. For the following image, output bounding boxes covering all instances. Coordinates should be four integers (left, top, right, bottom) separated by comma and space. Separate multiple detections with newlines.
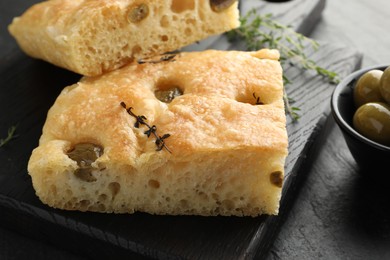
120, 102, 171, 153
253, 92, 264, 105
227, 9, 340, 121
0, 125, 18, 148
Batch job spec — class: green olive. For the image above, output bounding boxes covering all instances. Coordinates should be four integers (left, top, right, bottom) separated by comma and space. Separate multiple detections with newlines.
67, 143, 103, 182
67, 143, 103, 166
379, 66, 390, 104
210, 0, 236, 12
155, 86, 183, 103
127, 3, 149, 23
354, 70, 384, 108
353, 102, 390, 146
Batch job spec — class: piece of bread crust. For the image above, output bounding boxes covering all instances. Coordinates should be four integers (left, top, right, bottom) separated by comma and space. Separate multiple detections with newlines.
27, 49, 288, 217
8, 0, 239, 76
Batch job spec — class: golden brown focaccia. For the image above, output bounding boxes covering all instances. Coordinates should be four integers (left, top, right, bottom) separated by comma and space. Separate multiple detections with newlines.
8, 0, 239, 76
27, 49, 288, 217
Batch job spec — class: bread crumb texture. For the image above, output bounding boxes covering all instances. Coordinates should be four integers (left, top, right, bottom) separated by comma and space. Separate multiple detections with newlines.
28, 49, 288, 217
8, 0, 240, 76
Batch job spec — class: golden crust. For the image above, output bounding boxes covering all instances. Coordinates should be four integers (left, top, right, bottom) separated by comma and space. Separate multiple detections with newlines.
28, 49, 288, 216
8, 0, 239, 76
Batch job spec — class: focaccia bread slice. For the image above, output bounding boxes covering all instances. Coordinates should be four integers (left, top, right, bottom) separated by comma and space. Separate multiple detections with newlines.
28, 49, 288, 217
8, 0, 239, 76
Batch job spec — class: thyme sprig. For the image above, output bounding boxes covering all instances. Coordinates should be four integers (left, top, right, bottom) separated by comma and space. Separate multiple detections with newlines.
120, 102, 171, 153
0, 125, 18, 148
283, 93, 301, 121
227, 9, 339, 121
137, 53, 177, 65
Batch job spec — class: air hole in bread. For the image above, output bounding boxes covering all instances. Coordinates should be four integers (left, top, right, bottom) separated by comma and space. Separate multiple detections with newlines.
64, 200, 74, 210
108, 182, 121, 198
96, 204, 106, 212
210, 0, 236, 12
132, 45, 142, 55
185, 28, 192, 36
222, 199, 235, 210
180, 199, 189, 208
148, 179, 160, 189
65, 191, 74, 203
50, 185, 57, 196
98, 194, 108, 201
198, 191, 208, 201
161, 35, 169, 42
79, 199, 90, 210
185, 18, 196, 25
155, 80, 183, 103
152, 44, 159, 52
171, 0, 195, 13
67, 143, 103, 182
87, 46, 97, 54
160, 15, 169, 28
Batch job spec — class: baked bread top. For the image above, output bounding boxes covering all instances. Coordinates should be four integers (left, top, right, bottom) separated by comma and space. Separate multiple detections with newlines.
8, 0, 239, 76
28, 49, 288, 216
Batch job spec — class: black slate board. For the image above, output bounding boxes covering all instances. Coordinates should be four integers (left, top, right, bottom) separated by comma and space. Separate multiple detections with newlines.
0, 0, 362, 259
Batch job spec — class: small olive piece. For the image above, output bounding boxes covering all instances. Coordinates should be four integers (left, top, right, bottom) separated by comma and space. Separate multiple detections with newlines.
380, 66, 390, 104
67, 143, 104, 182
127, 3, 149, 23
74, 168, 97, 183
353, 102, 390, 146
270, 171, 283, 188
155, 86, 183, 103
354, 70, 384, 108
210, 0, 236, 12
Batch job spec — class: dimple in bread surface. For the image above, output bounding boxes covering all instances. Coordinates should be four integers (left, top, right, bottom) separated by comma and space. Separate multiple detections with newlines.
8, 0, 239, 76
27, 49, 288, 216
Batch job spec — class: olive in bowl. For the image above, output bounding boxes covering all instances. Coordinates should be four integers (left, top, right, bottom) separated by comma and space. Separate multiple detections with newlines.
353, 102, 390, 146
380, 66, 390, 103
353, 69, 384, 107
331, 65, 390, 173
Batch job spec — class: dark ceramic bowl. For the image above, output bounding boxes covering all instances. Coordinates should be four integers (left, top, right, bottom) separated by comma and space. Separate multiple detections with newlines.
331, 65, 390, 173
